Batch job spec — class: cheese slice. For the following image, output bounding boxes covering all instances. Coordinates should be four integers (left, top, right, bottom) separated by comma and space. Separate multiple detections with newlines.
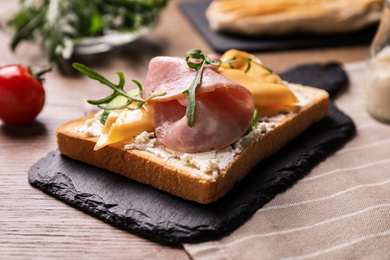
219, 69, 298, 108
219, 49, 282, 84
94, 103, 155, 150
218, 50, 299, 111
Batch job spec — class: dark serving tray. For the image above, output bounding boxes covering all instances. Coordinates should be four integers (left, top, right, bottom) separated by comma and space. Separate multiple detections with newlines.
178, 0, 377, 53
28, 63, 355, 243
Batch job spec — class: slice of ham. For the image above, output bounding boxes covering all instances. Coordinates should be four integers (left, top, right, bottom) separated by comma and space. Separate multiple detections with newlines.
143, 57, 246, 101
144, 56, 255, 153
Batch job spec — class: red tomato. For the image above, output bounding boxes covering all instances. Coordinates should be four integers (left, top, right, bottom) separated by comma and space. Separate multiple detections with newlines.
0, 65, 47, 125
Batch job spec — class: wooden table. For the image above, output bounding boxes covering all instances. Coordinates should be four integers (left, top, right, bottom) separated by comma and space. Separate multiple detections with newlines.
0, 0, 372, 259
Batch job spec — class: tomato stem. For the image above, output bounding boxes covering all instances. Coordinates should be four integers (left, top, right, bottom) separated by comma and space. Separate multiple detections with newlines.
29, 66, 52, 83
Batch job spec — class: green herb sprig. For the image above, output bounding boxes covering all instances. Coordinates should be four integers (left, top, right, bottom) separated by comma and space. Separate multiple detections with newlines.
221, 57, 273, 74
184, 49, 221, 127
72, 63, 165, 124
243, 108, 258, 136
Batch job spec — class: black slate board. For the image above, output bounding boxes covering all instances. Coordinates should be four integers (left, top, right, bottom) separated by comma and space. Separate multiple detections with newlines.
28, 63, 355, 243
178, 1, 377, 53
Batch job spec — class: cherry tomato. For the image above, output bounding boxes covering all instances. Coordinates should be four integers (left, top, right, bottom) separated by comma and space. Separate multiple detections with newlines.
0, 65, 48, 125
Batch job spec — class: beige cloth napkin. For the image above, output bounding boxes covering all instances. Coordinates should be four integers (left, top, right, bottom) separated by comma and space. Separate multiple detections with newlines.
184, 62, 390, 259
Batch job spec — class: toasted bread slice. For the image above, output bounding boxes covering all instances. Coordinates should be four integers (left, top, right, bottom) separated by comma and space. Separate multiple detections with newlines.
56, 84, 329, 204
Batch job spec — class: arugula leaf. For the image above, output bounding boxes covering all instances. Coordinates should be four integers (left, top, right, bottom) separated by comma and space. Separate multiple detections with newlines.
184, 49, 221, 127
100, 88, 140, 125
221, 58, 273, 74
243, 108, 258, 136
72, 63, 166, 124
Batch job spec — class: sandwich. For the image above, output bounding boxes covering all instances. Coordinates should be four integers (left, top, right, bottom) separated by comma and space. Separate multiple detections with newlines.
56, 49, 329, 204
206, 0, 382, 36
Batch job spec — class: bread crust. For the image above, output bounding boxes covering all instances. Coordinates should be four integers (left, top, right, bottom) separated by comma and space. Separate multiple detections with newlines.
57, 84, 329, 204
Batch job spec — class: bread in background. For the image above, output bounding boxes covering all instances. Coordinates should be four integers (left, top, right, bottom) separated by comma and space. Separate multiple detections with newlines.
206, 0, 383, 36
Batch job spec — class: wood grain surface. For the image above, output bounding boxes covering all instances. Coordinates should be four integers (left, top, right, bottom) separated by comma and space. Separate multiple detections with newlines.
0, 0, 371, 259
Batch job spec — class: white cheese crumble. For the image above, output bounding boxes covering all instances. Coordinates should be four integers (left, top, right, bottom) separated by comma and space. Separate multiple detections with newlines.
124, 131, 230, 176
77, 112, 103, 137
123, 118, 277, 176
